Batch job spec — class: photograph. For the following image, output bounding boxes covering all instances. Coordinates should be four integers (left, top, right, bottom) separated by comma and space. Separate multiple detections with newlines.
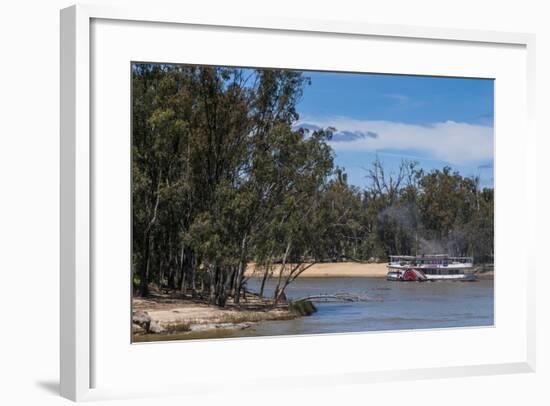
1, 0, 543, 404
131, 63, 494, 342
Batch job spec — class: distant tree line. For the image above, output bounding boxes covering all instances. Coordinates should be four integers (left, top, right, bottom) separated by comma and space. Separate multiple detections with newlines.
132, 63, 494, 304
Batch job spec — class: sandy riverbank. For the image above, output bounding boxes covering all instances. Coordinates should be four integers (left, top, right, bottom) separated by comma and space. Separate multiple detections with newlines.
132, 294, 295, 340
245, 261, 389, 278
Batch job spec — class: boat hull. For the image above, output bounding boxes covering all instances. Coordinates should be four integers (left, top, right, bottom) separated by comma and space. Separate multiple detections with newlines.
386, 272, 477, 281
386, 271, 402, 281
386, 266, 477, 281
386, 255, 477, 281
424, 273, 477, 281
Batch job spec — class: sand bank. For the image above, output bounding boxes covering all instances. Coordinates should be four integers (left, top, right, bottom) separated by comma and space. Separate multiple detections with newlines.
245, 261, 389, 278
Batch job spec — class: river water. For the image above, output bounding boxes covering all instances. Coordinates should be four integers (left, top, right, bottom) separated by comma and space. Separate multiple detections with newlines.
149, 277, 494, 341
240, 277, 494, 337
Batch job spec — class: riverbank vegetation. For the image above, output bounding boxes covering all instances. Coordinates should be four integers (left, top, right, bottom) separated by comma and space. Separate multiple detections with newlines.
132, 63, 494, 309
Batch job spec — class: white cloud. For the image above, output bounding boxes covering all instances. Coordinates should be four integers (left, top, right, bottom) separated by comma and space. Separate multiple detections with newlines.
296, 117, 494, 165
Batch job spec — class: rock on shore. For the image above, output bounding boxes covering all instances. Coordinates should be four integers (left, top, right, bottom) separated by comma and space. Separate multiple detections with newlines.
132, 310, 165, 334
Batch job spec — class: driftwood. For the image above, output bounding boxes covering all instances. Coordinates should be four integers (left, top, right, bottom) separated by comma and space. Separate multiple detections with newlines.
294, 293, 378, 303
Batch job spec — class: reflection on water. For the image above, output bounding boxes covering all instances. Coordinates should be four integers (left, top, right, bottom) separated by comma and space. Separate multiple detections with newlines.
137, 276, 494, 342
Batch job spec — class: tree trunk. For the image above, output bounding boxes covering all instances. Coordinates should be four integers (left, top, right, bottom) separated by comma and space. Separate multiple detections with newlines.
158, 257, 164, 290
138, 175, 161, 298
233, 234, 248, 304
259, 266, 270, 298
273, 241, 291, 304
209, 265, 217, 305
190, 254, 197, 298
139, 230, 151, 297
179, 246, 185, 293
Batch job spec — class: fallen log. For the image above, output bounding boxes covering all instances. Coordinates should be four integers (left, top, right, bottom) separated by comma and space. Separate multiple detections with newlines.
294, 293, 374, 303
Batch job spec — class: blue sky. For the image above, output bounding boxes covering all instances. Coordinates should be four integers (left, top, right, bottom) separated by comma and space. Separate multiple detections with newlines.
294, 71, 494, 189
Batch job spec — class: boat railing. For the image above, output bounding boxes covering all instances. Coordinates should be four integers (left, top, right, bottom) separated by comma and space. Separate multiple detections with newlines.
389, 255, 473, 265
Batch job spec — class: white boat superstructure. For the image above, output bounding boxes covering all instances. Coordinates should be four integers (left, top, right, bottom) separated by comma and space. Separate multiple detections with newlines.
387, 254, 476, 281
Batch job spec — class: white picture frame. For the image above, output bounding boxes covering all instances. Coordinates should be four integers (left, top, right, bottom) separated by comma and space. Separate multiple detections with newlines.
60, 3, 536, 402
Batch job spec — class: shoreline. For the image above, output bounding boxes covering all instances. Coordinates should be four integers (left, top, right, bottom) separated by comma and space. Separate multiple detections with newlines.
245, 261, 389, 278
133, 262, 391, 341
245, 262, 494, 279
133, 263, 494, 342
132, 294, 297, 341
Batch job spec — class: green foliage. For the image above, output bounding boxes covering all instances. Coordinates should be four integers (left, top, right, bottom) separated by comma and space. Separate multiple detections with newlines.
290, 300, 317, 316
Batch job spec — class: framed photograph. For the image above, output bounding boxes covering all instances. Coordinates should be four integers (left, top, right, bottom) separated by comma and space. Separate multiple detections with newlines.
60, 4, 536, 401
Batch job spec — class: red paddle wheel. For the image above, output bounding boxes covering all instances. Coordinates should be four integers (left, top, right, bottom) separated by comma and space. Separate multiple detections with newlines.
402, 269, 418, 281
